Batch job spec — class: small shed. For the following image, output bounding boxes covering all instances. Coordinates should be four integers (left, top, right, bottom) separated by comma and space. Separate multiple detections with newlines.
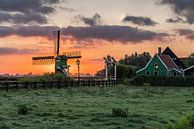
184, 66, 194, 77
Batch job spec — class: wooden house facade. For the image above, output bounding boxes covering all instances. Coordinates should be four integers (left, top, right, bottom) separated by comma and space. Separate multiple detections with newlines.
136, 47, 183, 77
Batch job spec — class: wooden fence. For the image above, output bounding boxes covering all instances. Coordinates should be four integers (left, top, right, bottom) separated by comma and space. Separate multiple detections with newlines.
0, 80, 123, 91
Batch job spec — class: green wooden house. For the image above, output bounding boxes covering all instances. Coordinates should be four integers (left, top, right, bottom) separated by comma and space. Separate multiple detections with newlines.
136, 48, 183, 77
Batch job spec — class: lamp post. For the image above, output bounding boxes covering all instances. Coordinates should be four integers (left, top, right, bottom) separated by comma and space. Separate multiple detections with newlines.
76, 59, 80, 83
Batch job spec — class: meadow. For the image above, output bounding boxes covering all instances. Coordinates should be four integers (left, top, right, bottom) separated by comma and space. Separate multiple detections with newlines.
0, 85, 194, 129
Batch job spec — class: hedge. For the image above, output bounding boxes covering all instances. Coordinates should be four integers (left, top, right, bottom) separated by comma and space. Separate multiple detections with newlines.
130, 76, 194, 87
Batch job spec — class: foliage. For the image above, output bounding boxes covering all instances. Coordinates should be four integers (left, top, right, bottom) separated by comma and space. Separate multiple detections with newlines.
112, 108, 128, 118
119, 52, 151, 69
19, 73, 74, 82
17, 104, 31, 115
96, 64, 135, 79
182, 58, 194, 67
166, 113, 194, 129
181, 52, 194, 67
189, 53, 194, 58
130, 76, 194, 87
109, 64, 134, 79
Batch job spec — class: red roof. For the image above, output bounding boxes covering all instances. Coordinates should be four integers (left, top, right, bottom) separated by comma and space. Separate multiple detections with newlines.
158, 54, 180, 70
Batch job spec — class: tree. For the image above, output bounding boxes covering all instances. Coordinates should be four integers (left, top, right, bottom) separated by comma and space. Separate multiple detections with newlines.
189, 53, 194, 58
187, 52, 194, 66
119, 52, 151, 69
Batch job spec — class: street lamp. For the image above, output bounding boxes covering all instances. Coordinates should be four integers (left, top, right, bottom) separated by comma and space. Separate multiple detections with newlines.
76, 59, 80, 82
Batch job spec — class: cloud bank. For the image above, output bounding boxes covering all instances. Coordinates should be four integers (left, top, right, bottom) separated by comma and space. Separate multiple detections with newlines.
176, 29, 194, 40
0, 25, 168, 43
158, 0, 194, 24
74, 13, 102, 26
123, 15, 158, 26
0, 47, 39, 55
0, 0, 61, 24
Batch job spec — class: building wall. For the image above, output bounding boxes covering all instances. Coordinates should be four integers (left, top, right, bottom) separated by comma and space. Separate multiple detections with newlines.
184, 67, 194, 76
137, 55, 168, 76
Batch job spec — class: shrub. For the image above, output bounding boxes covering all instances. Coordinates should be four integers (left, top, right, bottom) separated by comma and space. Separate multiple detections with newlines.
167, 113, 194, 129
19, 73, 74, 82
112, 108, 128, 118
17, 104, 31, 115
175, 116, 190, 129
130, 76, 194, 87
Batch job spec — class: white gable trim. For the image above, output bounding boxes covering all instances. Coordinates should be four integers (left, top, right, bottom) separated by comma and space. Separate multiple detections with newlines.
183, 65, 194, 72
136, 55, 155, 73
136, 54, 168, 74
171, 68, 183, 73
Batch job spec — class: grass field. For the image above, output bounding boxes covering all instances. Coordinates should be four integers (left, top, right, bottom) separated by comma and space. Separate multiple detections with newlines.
0, 85, 194, 129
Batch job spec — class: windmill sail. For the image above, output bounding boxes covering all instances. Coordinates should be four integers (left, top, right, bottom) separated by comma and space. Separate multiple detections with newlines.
32, 56, 55, 65
63, 51, 81, 59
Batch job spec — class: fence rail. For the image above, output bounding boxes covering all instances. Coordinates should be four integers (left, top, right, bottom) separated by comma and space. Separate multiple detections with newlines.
0, 80, 123, 91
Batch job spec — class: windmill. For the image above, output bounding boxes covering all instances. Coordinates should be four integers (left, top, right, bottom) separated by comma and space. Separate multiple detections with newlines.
32, 30, 81, 75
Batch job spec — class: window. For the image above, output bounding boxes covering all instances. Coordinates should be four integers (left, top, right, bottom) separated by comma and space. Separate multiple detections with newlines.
146, 70, 150, 75
154, 63, 159, 69
174, 72, 177, 77
154, 71, 158, 76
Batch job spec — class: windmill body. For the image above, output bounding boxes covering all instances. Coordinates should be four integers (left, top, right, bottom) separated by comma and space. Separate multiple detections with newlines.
32, 30, 81, 75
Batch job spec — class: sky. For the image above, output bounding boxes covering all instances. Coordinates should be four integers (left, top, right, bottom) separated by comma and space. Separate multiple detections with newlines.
0, 0, 194, 75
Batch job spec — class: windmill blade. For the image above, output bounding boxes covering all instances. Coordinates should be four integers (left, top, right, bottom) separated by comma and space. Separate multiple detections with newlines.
32, 56, 55, 65
63, 51, 81, 59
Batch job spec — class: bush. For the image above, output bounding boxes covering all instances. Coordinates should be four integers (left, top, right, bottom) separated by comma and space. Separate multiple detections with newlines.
112, 108, 128, 118
166, 113, 194, 129
17, 104, 31, 115
130, 76, 194, 87
19, 73, 74, 82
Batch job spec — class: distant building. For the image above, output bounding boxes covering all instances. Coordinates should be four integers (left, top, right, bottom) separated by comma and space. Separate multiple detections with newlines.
136, 47, 183, 77
184, 66, 194, 77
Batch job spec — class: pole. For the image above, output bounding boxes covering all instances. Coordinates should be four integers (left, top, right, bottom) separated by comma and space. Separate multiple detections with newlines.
114, 63, 117, 80
78, 65, 80, 81
105, 63, 108, 80
78, 65, 80, 86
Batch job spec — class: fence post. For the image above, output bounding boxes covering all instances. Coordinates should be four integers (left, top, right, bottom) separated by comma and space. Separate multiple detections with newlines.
72, 81, 74, 87
25, 82, 28, 89
34, 82, 37, 89
57, 81, 60, 89
5, 82, 8, 91
50, 81, 53, 88
16, 81, 19, 89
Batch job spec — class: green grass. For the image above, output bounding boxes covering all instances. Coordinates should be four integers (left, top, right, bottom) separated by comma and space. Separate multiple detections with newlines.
0, 85, 194, 129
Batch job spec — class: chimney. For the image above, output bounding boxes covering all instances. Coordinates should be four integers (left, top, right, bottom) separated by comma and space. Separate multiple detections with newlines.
158, 47, 162, 55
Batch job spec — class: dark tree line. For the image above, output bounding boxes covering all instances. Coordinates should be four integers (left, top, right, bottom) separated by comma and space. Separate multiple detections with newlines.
183, 52, 194, 67
119, 52, 151, 69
